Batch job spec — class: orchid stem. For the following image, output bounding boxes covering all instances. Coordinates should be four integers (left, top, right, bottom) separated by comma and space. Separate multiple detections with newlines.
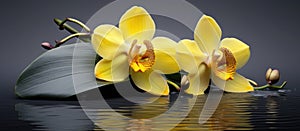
167, 80, 180, 91
42, 18, 92, 50
254, 81, 287, 90
55, 33, 90, 47
54, 18, 79, 34
272, 81, 287, 88
54, 18, 91, 42
253, 84, 270, 90
57, 17, 90, 33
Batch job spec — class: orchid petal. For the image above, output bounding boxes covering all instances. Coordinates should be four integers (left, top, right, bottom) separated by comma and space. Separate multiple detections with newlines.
185, 63, 211, 95
95, 54, 129, 81
176, 39, 206, 73
119, 6, 155, 43
194, 15, 222, 55
151, 37, 180, 74
220, 38, 250, 69
92, 25, 126, 60
131, 70, 169, 96
212, 73, 254, 93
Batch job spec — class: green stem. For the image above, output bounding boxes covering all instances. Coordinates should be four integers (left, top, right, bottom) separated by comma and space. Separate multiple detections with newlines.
55, 33, 90, 47
167, 80, 180, 91
54, 18, 79, 34
42, 18, 92, 50
254, 84, 270, 90
270, 81, 287, 89
254, 81, 287, 90
58, 18, 91, 32
54, 18, 91, 43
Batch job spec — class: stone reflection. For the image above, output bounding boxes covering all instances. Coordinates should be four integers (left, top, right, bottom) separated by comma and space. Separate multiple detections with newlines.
15, 102, 95, 131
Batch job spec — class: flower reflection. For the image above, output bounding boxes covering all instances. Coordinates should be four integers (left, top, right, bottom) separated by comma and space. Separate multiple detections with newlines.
173, 93, 255, 130
126, 119, 152, 131
265, 97, 279, 125
130, 97, 169, 119
92, 94, 255, 130
93, 97, 170, 130
17, 93, 283, 130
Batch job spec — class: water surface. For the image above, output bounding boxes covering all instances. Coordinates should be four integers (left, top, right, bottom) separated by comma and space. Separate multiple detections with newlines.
14, 90, 300, 130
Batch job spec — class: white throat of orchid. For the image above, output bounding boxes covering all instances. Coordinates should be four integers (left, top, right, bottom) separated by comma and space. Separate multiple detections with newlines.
128, 40, 155, 72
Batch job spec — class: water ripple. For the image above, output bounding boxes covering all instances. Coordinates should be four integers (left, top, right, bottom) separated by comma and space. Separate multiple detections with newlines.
15, 90, 300, 130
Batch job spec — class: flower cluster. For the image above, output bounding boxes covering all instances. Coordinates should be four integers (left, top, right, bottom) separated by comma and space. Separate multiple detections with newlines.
91, 6, 254, 95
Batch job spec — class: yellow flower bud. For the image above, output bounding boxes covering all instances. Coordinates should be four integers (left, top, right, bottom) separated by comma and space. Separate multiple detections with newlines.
266, 68, 280, 85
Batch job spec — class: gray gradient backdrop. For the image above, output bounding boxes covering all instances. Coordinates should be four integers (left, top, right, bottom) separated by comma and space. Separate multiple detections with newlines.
0, 0, 299, 129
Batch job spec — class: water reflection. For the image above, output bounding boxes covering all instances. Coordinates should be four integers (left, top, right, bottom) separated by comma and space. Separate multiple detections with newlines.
266, 98, 279, 124
16, 91, 290, 130
171, 93, 255, 130
15, 102, 95, 131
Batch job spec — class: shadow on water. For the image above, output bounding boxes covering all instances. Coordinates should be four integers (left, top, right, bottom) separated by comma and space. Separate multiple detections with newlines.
15, 89, 298, 130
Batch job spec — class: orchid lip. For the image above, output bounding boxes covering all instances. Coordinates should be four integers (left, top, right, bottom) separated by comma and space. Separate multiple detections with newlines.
202, 48, 237, 81
213, 47, 237, 80
129, 39, 155, 72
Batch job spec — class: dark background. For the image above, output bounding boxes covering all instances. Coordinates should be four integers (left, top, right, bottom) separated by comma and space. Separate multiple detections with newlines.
1, 0, 299, 130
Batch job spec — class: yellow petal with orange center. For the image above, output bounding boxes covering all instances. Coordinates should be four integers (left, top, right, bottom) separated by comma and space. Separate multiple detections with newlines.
212, 47, 237, 81
129, 40, 155, 73
119, 6, 155, 43
194, 15, 222, 55
220, 38, 250, 69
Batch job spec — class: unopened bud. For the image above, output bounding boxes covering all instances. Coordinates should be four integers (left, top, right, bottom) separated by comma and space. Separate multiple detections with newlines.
41, 42, 54, 50
266, 68, 280, 85
181, 75, 189, 86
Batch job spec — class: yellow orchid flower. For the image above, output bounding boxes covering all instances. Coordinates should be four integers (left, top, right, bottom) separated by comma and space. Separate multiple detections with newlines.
177, 15, 254, 95
91, 6, 180, 96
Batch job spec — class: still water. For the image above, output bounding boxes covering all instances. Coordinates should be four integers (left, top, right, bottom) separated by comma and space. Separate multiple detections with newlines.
13, 89, 300, 130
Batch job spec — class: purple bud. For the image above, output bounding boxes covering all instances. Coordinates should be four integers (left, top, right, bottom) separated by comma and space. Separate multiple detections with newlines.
41, 42, 54, 50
